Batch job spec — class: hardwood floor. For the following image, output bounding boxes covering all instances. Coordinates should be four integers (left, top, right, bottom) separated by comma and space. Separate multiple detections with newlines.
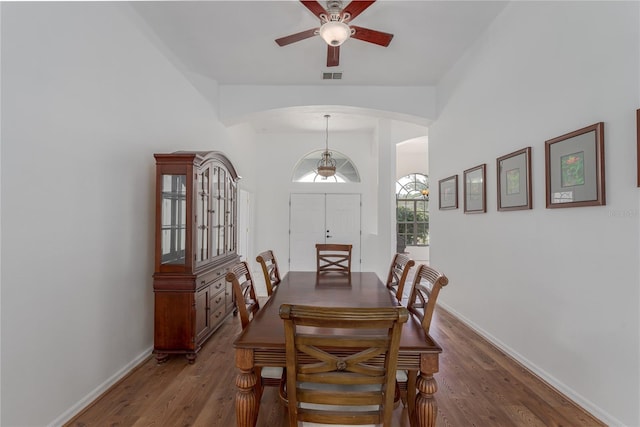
66, 306, 604, 427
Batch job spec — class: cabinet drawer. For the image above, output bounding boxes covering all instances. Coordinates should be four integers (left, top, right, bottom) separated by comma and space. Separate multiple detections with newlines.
210, 278, 225, 294
197, 268, 226, 289
210, 289, 225, 312
209, 289, 226, 325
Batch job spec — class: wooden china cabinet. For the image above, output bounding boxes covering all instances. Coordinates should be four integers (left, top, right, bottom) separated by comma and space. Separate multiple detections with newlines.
153, 151, 240, 363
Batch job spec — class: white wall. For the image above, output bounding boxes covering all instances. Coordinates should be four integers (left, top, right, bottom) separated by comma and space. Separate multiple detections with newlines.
219, 85, 436, 126
430, 2, 639, 426
0, 3, 244, 425
396, 136, 429, 179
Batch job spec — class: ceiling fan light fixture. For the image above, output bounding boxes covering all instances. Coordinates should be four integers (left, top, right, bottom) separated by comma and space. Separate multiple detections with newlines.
319, 21, 351, 46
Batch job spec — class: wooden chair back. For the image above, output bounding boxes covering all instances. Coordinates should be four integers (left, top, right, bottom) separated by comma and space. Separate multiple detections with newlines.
316, 243, 352, 274
225, 261, 260, 330
280, 304, 408, 427
385, 253, 415, 301
256, 250, 281, 296
406, 264, 449, 334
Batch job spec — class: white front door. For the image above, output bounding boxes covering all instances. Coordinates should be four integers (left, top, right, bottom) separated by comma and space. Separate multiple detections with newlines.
289, 193, 361, 271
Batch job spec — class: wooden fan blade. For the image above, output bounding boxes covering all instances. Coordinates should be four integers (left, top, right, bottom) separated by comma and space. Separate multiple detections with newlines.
327, 45, 340, 67
342, 1, 376, 22
275, 28, 319, 46
300, 0, 327, 19
350, 25, 394, 47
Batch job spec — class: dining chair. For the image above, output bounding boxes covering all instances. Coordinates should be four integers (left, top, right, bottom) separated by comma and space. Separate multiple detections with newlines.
256, 249, 281, 296
395, 264, 449, 409
385, 253, 415, 301
279, 303, 408, 427
315, 243, 352, 274
226, 261, 261, 330
226, 261, 286, 402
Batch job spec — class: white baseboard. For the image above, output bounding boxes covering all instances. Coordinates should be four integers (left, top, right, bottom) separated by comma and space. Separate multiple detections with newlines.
438, 302, 624, 427
48, 346, 153, 427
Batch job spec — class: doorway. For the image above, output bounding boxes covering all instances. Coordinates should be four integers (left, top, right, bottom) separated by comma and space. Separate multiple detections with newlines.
289, 193, 361, 271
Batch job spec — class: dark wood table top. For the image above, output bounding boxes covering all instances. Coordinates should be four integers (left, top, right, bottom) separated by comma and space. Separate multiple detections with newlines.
233, 271, 441, 356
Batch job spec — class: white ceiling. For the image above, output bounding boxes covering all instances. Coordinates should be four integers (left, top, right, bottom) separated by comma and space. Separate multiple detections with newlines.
131, 0, 508, 132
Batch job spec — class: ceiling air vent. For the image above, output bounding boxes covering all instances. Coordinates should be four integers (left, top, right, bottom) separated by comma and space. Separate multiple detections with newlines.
322, 72, 343, 80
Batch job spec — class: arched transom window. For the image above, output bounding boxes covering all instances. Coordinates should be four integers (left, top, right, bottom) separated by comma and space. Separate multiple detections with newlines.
292, 150, 361, 183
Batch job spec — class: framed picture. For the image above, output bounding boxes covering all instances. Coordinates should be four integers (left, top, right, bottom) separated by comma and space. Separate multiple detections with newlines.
637, 109, 639, 187
545, 122, 605, 208
497, 147, 532, 211
463, 164, 486, 213
438, 175, 458, 210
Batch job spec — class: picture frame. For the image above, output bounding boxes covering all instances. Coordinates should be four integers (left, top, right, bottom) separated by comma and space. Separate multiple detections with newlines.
438, 175, 458, 210
497, 147, 532, 211
463, 164, 486, 213
545, 122, 605, 208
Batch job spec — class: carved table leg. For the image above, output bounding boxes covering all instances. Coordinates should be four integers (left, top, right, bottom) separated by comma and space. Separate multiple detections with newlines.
414, 372, 438, 427
236, 348, 259, 427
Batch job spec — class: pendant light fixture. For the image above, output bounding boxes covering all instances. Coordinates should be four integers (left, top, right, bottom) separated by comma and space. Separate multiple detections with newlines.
317, 114, 337, 178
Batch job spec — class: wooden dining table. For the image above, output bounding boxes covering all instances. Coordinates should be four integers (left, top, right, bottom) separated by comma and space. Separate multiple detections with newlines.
233, 271, 442, 427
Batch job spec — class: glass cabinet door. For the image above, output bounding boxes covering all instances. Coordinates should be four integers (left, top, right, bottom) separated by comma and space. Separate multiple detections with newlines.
211, 167, 219, 259
217, 167, 227, 256
195, 166, 210, 265
161, 174, 187, 265
228, 176, 237, 253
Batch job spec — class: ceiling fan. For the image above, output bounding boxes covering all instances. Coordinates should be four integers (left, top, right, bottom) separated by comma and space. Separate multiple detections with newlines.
275, 0, 393, 67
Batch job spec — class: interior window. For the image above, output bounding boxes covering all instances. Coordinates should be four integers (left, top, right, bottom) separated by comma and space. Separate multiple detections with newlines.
396, 173, 429, 247
292, 150, 360, 183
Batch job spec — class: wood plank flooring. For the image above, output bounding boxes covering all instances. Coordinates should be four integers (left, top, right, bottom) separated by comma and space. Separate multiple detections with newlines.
66, 306, 605, 427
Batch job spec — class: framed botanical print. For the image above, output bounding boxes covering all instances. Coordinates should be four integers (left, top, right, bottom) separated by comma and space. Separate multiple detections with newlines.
463, 164, 486, 213
497, 147, 532, 211
545, 122, 605, 208
438, 175, 458, 210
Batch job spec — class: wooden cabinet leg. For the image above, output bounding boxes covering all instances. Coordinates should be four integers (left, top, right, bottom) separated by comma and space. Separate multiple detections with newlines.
155, 353, 169, 364
415, 372, 437, 427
